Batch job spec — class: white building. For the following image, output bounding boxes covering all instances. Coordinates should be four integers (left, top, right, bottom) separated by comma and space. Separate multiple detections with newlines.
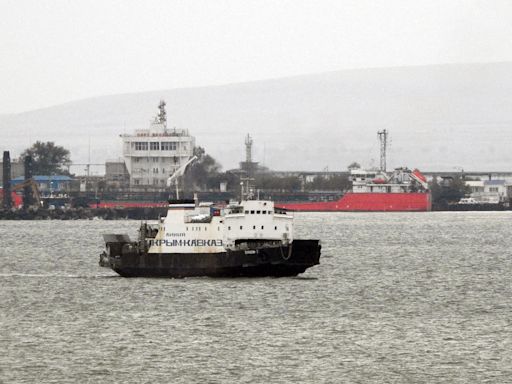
464, 179, 510, 203
121, 101, 195, 187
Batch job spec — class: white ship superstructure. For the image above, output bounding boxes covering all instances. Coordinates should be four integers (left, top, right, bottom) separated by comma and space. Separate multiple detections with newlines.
147, 200, 293, 254
121, 101, 195, 187
350, 167, 429, 193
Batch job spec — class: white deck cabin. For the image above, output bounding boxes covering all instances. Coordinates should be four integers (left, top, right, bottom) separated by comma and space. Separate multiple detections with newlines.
148, 199, 293, 254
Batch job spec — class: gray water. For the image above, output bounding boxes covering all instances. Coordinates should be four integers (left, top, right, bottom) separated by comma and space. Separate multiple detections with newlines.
1, 212, 511, 383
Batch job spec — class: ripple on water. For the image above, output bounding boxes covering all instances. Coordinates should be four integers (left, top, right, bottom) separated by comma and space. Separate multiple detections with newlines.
1, 213, 512, 383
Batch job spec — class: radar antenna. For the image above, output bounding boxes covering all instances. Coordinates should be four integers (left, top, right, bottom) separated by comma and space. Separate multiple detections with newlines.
158, 100, 167, 128
377, 129, 388, 172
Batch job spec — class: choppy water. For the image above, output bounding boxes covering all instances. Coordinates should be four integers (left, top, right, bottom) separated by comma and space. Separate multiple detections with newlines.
1, 212, 511, 383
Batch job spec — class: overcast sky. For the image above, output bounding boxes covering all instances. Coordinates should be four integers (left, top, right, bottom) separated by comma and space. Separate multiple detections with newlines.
1, 0, 512, 114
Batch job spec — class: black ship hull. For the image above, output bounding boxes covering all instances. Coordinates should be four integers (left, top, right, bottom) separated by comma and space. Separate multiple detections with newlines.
100, 240, 321, 278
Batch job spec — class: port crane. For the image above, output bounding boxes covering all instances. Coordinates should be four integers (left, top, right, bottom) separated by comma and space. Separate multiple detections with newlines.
166, 156, 198, 199
7, 179, 42, 208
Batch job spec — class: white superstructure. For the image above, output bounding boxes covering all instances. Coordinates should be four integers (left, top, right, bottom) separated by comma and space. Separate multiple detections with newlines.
147, 199, 293, 254
121, 101, 195, 187
350, 167, 429, 193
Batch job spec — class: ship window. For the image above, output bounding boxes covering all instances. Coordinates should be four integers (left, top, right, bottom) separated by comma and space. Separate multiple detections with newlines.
262, 211, 266, 214
261, 226, 264, 230
186, 227, 188, 231
228, 226, 231, 230
274, 226, 277, 230
250, 210, 255, 214
245, 210, 249, 214
256, 210, 261, 214
161, 142, 177, 151
269, 211, 273, 214
135, 142, 148, 151
253, 225, 256, 230
240, 226, 243, 230
217, 227, 220, 231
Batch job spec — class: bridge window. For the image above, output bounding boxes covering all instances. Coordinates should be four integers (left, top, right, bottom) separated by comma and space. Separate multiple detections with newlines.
250, 210, 255, 214
161, 142, 177, 151
256, 210, 261, 214
135, 142, 148, 151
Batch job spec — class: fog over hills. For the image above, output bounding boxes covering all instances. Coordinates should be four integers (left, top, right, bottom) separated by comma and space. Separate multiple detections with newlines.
1, 62, 512, 172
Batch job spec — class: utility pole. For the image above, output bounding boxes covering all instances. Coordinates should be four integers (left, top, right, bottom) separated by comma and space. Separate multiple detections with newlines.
23, 156, 33, 209
377, 129, 388, 172
2, 151, 12, 209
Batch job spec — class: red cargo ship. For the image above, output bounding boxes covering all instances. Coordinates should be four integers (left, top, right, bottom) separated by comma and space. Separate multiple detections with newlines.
276, 168, 431, 212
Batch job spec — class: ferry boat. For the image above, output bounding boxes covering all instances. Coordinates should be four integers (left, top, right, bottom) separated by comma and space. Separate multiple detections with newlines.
276, 167, 431, 212
99, 198, 321, 277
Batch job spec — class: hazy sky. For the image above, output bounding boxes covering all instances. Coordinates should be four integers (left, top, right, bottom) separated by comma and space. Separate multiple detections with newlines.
1, 0, 512, 114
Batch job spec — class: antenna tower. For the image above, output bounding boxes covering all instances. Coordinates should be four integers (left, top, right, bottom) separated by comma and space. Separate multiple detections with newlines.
377, 129, 388, 172
245, 134, 253, 163
158, 100, 167, 128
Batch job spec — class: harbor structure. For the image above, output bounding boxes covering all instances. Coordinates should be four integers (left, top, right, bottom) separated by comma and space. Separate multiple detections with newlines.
2, 151, 12, 209
11, 175, 73, 193
0, 157, 24, 185
105, 159, 130, 189
121, 101, 195, 187
237, 134, 260, 176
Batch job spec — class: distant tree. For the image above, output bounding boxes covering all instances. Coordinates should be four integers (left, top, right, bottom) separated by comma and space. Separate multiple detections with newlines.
20, 141, 71, 175
304, 174, 351, 191
429, 175, 470, 208
347, 162, 361, 170
254, 174, 302, 191
184, 146, 222, 190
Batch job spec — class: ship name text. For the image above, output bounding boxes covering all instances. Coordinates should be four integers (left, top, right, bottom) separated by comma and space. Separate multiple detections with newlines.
149, 239, 223, 247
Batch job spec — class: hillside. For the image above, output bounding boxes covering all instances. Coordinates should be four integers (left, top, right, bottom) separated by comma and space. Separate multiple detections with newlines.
1, 62, 512, 172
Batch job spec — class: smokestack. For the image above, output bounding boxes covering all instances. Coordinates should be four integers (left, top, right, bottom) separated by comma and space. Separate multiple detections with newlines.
2, 151, 12, 209
23, 155, 33, 209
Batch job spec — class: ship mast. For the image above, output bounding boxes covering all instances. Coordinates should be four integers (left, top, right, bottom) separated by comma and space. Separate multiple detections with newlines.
377, 129, 388, 172
158, 100, 167, 130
